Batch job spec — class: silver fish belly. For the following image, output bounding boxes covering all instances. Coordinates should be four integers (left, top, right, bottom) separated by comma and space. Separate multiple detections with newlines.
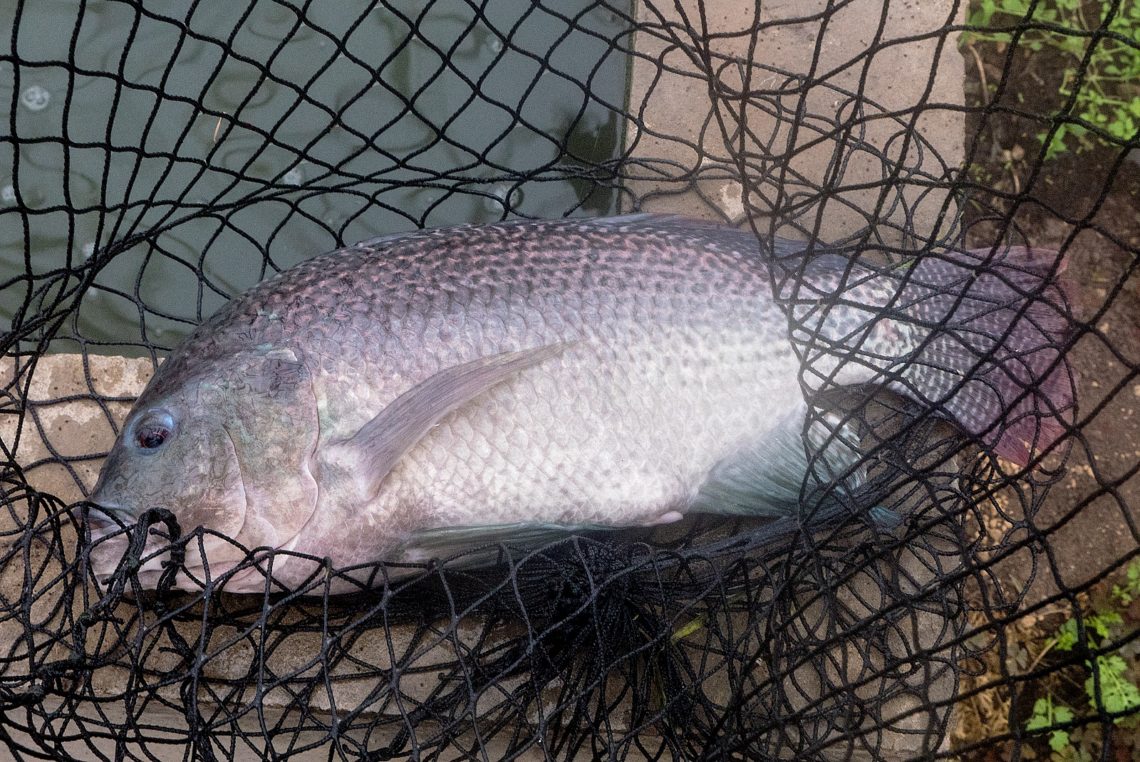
283, 219, 803, 568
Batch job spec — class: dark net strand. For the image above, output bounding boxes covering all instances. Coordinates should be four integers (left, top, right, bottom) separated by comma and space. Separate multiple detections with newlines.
1, 1, 1137, 760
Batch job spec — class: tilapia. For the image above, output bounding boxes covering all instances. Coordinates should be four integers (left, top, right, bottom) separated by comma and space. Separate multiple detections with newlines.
86, 215, 1073, 592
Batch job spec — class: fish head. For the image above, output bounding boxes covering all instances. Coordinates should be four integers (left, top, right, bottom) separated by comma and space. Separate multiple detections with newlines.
88, 346, 321, 591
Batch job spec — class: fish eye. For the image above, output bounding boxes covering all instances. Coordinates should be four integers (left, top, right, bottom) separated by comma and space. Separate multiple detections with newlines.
133, 410, 175, 453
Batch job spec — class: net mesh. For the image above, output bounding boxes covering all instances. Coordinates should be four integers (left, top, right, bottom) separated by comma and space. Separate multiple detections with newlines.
1, 0, 1137, 759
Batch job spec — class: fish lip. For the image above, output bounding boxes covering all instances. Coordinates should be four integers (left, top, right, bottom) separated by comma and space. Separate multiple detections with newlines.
89, 538, 192, 593
83, 499, 133, 535
97, 553, 276, 595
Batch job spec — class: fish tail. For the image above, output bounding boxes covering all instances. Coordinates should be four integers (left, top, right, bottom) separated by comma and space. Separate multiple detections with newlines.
892, 245, 1075, 466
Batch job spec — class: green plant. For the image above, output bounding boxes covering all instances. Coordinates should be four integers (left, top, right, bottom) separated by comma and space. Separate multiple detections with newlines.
1112, 557, 1140, 605
1085, 654, 1140, 717
1050, 610, 1122, 651
964, 0, 1140, 158
1026, 694, 1075, 752
1022, 560, 1140, 756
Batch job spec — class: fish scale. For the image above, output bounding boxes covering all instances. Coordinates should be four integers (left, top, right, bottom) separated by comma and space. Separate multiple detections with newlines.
87, 215, 1073, 592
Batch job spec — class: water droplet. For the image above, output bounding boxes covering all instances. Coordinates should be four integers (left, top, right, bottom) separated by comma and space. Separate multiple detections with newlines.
483, 183, 511, 212
487, 36, 503, 54
20, 85, 51, 112
283, 166, 304, 186
1, 185, 15, 205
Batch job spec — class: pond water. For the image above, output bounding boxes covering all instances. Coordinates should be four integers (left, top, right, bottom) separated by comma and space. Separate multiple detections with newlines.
1, 0, 631, 352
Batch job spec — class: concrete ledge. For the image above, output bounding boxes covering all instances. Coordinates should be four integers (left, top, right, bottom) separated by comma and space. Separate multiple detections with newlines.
626, 0, 965, 246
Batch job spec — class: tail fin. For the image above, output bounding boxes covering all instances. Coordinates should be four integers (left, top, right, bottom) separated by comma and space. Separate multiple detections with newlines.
893, 245, 1074, 466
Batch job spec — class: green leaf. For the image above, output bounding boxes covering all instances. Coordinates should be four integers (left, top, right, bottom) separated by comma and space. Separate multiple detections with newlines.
1114, 560, 1140, 603
969, 0, 998, 27
672, 614, 707, 641
1026, 698, 1052, 732
1060, 37, 1087, 55
1085, 654, 1140, 718
1026, 696, 1075, 753
1089, 611, 1123, 640
980, 2, 995, 23
1053, 617, 1079, 650
1108, 115, 1136, 139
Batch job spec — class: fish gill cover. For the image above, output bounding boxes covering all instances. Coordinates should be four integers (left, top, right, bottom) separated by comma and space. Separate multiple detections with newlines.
0, 1, 1136, 760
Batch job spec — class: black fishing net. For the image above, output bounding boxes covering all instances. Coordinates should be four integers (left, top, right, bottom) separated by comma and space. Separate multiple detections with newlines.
1, 0, 1137, 759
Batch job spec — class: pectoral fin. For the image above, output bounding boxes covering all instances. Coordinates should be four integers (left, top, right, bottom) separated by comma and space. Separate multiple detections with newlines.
324, 344, 570, 501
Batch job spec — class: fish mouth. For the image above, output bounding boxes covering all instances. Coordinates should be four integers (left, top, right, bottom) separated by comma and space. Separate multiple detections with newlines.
82, 499, 287, 595
85, 502, 131, 535
88, 540, 217, 593
81, 502, 184, 592
87, 532, 286, 595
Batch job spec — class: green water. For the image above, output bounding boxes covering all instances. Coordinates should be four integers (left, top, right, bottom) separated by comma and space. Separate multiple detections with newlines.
1, 0, 630, 352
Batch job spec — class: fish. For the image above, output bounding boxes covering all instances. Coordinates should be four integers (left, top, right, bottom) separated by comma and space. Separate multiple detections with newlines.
85, 215, 1074, 593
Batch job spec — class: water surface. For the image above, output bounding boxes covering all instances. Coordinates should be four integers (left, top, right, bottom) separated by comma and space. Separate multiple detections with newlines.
1, 0, 631, 352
